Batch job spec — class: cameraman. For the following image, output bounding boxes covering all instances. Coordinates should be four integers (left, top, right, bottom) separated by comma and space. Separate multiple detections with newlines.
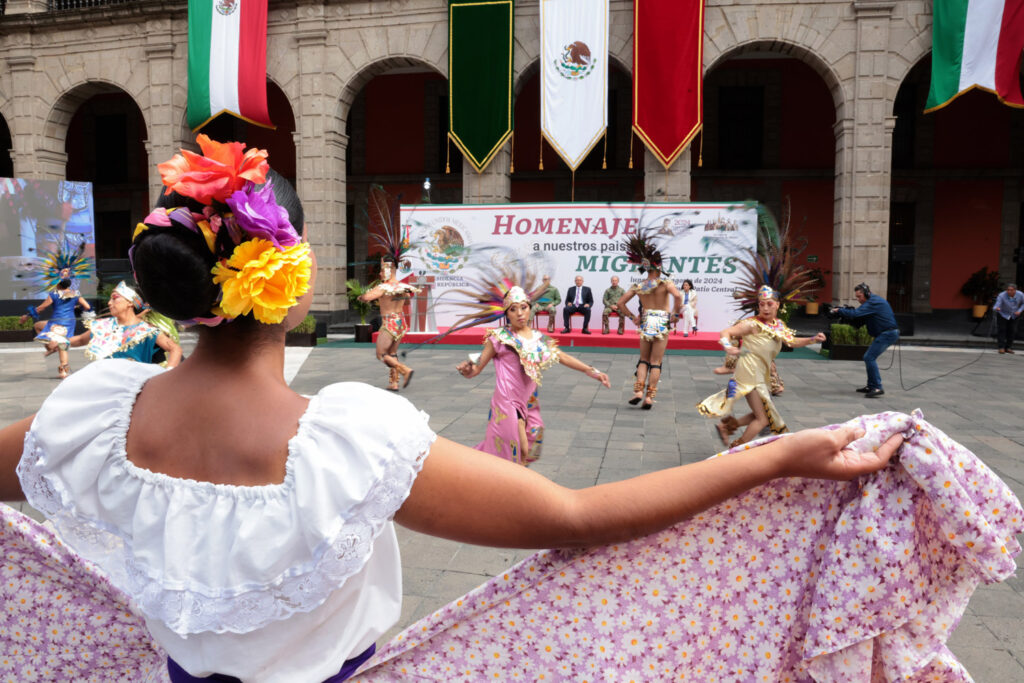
832, 283, 898, 398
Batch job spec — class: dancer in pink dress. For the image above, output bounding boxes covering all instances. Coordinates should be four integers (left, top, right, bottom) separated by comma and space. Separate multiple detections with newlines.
457, 285, 609, 465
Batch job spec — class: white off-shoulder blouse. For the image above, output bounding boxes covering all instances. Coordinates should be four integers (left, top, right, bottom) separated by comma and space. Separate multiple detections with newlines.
17, 360, 436, 683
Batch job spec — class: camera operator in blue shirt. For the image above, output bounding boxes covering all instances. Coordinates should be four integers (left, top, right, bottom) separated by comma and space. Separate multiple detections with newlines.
833, 283, 899, 398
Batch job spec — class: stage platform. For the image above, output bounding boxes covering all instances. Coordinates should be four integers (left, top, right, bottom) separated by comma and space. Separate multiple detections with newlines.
374, 327, 722, 350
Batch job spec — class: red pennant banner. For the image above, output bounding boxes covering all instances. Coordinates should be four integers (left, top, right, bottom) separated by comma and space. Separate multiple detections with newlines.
633, 0, 704, 168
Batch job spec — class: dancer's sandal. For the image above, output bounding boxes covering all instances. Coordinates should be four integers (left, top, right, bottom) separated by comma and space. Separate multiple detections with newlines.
716, 421, 731, 446
628, 379, 645, 405
57, 363, 70, 380
386, 367, 400, 392
641, 386, 657, 410
399, 363, 414, 388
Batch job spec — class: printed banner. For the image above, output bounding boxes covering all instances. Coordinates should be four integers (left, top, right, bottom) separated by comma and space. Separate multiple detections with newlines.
400, 202, 757, 332
633, 0, 704, 168
541, 0, 609, 170
448, 0, 515, 173
0, 179, 96, 300
187, 0, 273, 131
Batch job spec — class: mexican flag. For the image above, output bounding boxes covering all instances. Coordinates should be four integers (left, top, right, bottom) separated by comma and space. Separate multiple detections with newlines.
926, 0, 1024, 111
540, 0, 609, 170
187, 0, 273, 131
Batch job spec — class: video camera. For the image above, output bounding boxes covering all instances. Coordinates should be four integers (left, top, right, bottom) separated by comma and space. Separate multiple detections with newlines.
822, 303, 843, 320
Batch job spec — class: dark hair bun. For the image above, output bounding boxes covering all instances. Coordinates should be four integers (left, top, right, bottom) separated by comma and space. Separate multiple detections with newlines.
133, 166, 304, 321
132, 227, 220, 321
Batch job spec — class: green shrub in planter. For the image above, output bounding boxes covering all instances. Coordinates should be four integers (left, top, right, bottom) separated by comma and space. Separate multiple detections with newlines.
0, 315, 34, 331
830, 323, 874, 346
289, 313, 316, 334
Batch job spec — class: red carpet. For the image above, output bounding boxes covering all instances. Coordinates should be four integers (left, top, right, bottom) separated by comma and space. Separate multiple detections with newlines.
374, 327, 722, 350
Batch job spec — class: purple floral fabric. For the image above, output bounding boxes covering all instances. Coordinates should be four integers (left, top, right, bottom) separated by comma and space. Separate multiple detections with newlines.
0, 504, 168, 682
353, 411, 1023, 682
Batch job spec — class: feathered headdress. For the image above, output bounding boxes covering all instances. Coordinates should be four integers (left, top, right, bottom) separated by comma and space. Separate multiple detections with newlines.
366, 185, 412, 268
405, 251, 546, 350
29, 238, 93, 292
730, 203, 819, 313
622, 227, 668, 275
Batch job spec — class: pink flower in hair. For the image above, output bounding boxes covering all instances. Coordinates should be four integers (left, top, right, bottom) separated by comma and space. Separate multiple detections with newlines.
158, 134, 269, 205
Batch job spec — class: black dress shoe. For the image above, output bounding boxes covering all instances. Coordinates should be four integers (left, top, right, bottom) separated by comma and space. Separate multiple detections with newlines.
582, 329, 591, 334
561, 328, 572, 334
864, 388, 885, 398
855, 386, 871, 393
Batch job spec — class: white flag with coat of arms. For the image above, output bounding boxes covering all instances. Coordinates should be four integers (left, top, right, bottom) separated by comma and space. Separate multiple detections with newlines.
541, 0, 609, 170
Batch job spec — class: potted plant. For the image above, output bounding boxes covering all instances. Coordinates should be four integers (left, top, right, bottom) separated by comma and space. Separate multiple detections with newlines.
828, 323, 874, 361
803, 267, 829, 316
346, 279, 375, 343
960, 266, 1002, 319
0, 315, 35, 342
285, 313, 317, 347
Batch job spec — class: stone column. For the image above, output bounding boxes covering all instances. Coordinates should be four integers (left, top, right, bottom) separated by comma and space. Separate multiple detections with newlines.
5, 54, 37, 177
462, 144, 511, 204
643, 147, 691, 202
292, 25, 347, 316
831, 0, 897, 302
144, 33, 177, 205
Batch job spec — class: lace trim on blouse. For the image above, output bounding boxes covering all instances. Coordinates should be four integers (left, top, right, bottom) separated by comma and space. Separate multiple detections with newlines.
17, 372, 435, 636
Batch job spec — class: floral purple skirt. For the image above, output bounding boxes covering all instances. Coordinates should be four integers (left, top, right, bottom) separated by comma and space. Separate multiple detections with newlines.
351, 410, 1022, 681
3, 410, 1021, 682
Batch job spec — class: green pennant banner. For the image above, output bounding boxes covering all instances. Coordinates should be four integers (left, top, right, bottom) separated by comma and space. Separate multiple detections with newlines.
448, 0, 514, 173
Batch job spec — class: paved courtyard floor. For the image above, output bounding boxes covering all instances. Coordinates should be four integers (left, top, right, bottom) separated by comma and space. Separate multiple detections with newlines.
2, 339, 1023, 679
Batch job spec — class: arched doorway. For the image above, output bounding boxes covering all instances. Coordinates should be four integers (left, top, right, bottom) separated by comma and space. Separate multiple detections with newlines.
692, 50, 838, 302
342, 62, 458, 282
890, 57, 1024, 313
64, 88, 148, 289
0, 114, 12, 178
511, 61, 642, 202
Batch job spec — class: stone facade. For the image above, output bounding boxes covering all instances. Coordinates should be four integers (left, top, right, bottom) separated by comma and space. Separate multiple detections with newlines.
0, 0, 950, 314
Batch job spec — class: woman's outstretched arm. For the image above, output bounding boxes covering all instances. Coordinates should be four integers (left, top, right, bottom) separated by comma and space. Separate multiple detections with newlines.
0, 415, 34, 501
395, 427, 901, 549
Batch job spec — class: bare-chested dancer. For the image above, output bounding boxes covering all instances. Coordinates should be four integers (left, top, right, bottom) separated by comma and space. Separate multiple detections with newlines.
359, 256, 420, 391
616, 259, 682, 410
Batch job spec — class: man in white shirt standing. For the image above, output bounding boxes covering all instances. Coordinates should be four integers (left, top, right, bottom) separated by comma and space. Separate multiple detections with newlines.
993, 282, 1024, 354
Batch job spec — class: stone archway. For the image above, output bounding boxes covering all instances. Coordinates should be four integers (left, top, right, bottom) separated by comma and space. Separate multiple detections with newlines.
694, 42, 840, 302
59, 84, 149, 286
41, 81, 150, 182
339, 58, 453, 283
889, 55, 1024, 313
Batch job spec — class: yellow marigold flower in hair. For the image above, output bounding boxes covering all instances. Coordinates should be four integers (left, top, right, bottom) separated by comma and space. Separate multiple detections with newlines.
212, 239, 312, 325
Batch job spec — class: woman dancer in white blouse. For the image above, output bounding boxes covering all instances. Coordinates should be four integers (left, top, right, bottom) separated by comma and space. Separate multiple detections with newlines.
0, 139, 900, 683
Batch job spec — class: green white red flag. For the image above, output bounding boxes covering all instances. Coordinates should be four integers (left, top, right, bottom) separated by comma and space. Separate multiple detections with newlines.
187, 0, 273, 131
926, 0, 1024, 111
632, 0, 704, 168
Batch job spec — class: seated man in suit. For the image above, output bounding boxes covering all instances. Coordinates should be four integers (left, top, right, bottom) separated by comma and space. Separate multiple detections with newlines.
562, 275, 594, 334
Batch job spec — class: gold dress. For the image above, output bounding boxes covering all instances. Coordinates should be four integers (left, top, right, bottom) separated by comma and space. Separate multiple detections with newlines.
697, 318, 794, 434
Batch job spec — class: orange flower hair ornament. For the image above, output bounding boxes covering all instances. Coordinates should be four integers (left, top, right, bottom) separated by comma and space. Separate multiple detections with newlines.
132, 136, 311, 326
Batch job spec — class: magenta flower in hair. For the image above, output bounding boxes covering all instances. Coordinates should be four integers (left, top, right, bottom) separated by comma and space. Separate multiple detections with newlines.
225, 182, 300, 249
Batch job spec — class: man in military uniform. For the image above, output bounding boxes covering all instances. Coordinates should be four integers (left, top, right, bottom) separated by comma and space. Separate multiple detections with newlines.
601, 276, 626, 334
531, 274, 561, 332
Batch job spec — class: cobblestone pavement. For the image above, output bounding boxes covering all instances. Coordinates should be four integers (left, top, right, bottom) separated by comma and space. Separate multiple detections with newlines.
3, 340, 1023, 679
